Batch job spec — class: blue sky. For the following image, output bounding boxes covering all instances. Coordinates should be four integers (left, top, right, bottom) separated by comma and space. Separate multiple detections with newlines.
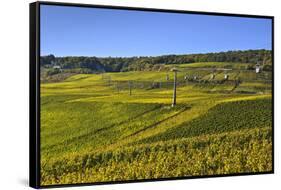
40, 5, 272, 57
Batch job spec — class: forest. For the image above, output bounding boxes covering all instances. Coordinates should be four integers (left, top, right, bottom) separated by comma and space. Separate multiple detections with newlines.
41, 49, 272, 74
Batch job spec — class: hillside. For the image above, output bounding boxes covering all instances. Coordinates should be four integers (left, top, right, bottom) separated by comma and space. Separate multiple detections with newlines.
40, 65, 272, 185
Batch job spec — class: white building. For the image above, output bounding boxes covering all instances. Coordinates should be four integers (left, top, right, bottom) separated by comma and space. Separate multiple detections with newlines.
256, 64, 261, 73
53, 65, 62, 72
224, 74, 229, 80
53, 65, 61, 69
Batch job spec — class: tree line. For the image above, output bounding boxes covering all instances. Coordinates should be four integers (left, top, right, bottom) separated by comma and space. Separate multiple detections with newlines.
41, 49, 272, 74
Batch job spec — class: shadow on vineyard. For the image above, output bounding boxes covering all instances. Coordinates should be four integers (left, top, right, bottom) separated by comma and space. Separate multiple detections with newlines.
136, 98, 272, 144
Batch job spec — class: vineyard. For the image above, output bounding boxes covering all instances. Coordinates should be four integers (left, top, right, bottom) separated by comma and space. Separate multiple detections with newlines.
40, 62, 272, 185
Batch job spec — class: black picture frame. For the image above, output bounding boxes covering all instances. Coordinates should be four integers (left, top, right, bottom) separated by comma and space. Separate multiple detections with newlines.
30, 1, 274, 188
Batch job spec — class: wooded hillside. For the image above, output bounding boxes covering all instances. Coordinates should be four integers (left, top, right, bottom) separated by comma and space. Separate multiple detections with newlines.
41, 49, 272, 73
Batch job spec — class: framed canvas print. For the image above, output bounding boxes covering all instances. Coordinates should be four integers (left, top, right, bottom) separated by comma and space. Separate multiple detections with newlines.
29, 1, 274, 188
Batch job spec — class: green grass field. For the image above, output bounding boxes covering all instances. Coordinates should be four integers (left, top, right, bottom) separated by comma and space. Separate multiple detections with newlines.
40, 62, 272, 185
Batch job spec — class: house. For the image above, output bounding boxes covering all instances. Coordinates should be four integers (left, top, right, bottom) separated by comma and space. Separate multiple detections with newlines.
53, 65, 63, 72
53, 65, 61, 69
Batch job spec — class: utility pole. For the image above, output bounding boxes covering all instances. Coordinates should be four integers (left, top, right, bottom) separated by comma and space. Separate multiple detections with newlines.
166, 74, 169, 81
129, 81, 132, 96
116, 81, 119, 93
108, 76, 111, 86
171, 67, 178, 107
